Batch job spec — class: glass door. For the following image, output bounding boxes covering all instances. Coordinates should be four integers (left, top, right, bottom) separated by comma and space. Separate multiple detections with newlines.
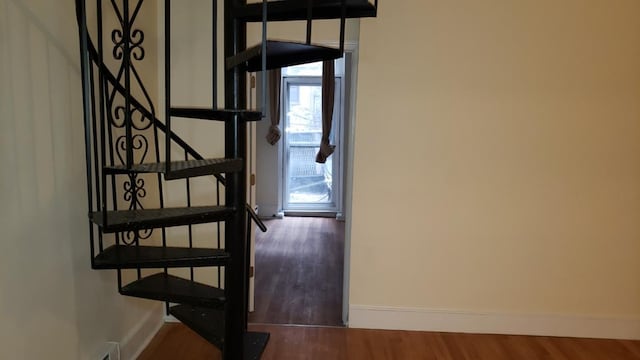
282, 76, 342, 212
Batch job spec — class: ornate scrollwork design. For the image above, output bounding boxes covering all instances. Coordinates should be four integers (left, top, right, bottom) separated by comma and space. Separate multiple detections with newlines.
105, 0, 154, 134
130, 29, 145, 61
121, 229, 153, 246
124, 175, 146, 209
119, 172, 153, 246
104, 0, 158, 246
130, 108, 152, 131
109, 99, 153, 131
111, 28, 145, 61
111, 29, 125, 60
105, 0, 155, 132
111, 102, 127, 128
115, 134, 149, 166
110, 0, 146, 63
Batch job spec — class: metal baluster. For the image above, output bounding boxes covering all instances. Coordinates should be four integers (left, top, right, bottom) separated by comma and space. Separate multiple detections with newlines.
306, 0, 313, 45
186, 150, 194, 282
261, 0, 268, 114
340, 0, 347, 53
224, 0, 248, 356
164, 0, 172, 173
123, 0, 133, 168
97, 0, 106, 253
78, 0, 96, 265
88, 59, 103, 253
213, 0, 218, 108
217, 178, 222, 287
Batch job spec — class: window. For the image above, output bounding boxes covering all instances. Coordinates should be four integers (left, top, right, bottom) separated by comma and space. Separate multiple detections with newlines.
281, 61, 343, 212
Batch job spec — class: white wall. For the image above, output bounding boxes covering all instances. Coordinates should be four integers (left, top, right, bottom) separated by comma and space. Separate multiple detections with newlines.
349, 0, 640, 339
0, 0, 163, 358
255, 99, 283, 217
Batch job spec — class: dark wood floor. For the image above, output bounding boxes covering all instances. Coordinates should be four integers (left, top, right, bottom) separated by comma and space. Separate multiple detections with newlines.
138, 323, 640, 360
248, 216, 345, 326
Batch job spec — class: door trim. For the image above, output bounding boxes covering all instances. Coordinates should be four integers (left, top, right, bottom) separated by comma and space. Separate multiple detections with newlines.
281, 76, 343, 213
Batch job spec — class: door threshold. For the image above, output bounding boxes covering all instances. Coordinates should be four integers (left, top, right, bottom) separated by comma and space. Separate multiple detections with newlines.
284, 211, 338, 218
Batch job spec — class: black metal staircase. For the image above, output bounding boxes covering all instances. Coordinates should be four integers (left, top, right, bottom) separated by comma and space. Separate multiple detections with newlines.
76, 0, 377, 359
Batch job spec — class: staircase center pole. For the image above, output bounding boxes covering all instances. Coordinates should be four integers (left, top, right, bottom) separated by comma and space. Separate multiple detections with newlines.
224, 0, 248, 359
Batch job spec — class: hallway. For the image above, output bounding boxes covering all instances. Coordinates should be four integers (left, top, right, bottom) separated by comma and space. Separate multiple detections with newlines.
249, 217, 345, 326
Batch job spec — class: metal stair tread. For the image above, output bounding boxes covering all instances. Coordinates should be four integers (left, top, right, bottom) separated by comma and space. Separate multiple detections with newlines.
235, 0, 377, 22
170, 107, 262, 122
169, 304, 270, 359
89, 206, 235, 233
93, 245, 230, 269
104, 158, 243, 180
226, 40, 342, 72
244, 332, 271, 360
169, 304, 226, 349
121, 273, 225, 307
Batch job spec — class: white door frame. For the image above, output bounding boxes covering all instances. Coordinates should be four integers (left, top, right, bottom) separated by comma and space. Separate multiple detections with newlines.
341, 43, 359, 325
249, 41, 360, 326
281, 76, 343, 214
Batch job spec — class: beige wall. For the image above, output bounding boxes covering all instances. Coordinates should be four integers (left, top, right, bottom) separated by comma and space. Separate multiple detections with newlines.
0, 0, 162, 358
166, 0, 225, 158
160, 0, 228, 287
350, 0, 640, 323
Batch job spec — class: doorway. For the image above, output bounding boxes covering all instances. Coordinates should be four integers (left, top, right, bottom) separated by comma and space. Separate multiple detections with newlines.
248, 217, 344, 326
253, 52, 356, 327
282, 62, 343, 214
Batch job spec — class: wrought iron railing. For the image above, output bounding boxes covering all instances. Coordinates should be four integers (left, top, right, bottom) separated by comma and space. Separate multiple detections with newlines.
77, 0, 265, 295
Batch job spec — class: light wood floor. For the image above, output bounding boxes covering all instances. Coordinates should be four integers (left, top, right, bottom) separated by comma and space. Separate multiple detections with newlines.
138, 217, 640, 359
248, 217, 344, 326
138, 323, 640, 360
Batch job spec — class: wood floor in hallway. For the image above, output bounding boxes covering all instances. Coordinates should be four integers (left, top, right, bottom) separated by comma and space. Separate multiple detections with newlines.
248, 216, 345, 326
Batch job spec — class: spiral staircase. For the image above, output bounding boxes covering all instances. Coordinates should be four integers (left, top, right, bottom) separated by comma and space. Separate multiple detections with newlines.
76, 0, 378, 358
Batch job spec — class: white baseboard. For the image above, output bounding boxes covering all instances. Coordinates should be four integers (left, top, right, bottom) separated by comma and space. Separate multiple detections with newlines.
164, 314, 180, 323
349, 305, 640, 340
120, 303, 165, 360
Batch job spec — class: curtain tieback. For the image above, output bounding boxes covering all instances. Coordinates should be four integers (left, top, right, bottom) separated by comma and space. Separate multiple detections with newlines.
315, 140, 335, 164
266, 125, 281, 146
